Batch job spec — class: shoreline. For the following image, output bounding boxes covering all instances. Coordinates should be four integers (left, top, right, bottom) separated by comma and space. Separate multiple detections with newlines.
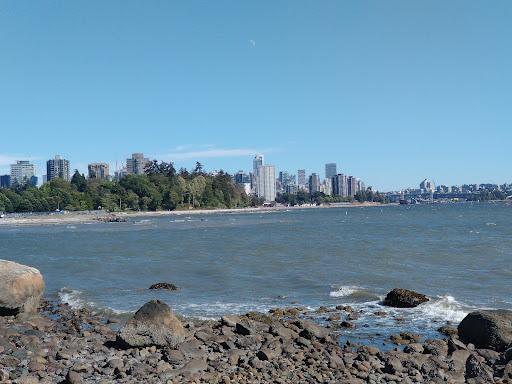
2, 298, 509, 383
0, 202, 386, 227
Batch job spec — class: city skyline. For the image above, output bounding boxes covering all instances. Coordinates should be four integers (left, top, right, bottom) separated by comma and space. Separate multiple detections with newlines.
1, 2, 511, 190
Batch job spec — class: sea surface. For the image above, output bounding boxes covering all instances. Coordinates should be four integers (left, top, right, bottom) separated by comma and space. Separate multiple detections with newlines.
1, 202, 511, 344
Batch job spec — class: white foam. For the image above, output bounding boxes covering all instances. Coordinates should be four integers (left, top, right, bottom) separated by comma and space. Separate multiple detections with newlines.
329, 285, 362, 297
58, 287, 132, 314
58, 287, 92, 309
416, 295, 468, 323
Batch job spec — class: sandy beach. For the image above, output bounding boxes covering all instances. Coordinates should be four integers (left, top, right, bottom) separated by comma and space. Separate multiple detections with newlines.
0, 202, 385, 227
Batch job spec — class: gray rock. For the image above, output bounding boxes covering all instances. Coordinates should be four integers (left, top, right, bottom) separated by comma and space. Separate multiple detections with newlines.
179, 358, 207, 375
116, 300, 186, 348
458, 310, 512, 352
0, 260, 45, 316
383, 288, 429, 308
65, 370, 82, 384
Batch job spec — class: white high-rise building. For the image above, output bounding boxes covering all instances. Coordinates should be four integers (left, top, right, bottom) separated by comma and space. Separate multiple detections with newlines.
257, 165, 276, 202
10, 161, 35, 186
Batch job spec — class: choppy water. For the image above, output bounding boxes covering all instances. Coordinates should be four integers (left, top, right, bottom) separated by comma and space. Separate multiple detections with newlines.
1, 203, 511, 343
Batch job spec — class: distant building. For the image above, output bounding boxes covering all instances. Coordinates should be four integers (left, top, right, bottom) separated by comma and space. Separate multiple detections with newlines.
29, 176, 38, 187
257, 165, 276, 202
234, 171, 250, 185
234, 171, 251, 195
42, 175, 47, 184
309, 173, 320, 194
252, 155, 264, 193
0, 175, 10, 188
357, 179, 365, 194
325, 163, 337, 179
420, 179, 435, 192
322, 178, 332, 196
10, 160, 36, 186
88, 163, 110, 180
47, 155, 70, 182
347, 176, 358, 197
297, 169, 306, 188
278, 171, 296, 193
126, 153, 149, 175
332, 174, 348, 197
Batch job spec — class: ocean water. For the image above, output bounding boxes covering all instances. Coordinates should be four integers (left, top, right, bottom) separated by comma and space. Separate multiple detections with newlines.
1, 203, 511, 343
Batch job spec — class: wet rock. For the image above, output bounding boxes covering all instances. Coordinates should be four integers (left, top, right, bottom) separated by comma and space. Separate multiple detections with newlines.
383, 288, 429, 308
458, 310, 512, 352
148, 282, 178, 291
0, 260, 45, 316
438, 325, 458, 337
116, 300, 186, 348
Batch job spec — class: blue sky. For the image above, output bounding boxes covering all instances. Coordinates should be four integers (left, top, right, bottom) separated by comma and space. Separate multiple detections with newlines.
1, 1, 510, 191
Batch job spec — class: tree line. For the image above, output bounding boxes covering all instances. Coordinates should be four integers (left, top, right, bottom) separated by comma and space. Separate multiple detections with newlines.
0, 161, 252, 213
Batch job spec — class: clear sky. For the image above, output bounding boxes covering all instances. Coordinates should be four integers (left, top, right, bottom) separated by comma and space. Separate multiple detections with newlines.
1, 1, 511, 191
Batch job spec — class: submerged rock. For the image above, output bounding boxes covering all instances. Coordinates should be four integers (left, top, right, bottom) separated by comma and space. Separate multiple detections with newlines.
0, 260, 44, 316
458, 310, 512, 352
383, 288, 429, 308
149, 283, 179, 291
116, 300, 186, 348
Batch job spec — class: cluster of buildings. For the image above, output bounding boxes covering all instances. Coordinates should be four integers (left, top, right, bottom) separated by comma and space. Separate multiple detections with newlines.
387, 179, 512, 202
0, 153, 151, 188
233, 155, 366, 202
0, 152, 367, 203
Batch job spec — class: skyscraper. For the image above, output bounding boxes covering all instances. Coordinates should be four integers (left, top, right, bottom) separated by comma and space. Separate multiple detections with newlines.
347, 176, 357, 197
126, 153, 150, 175
252, 155, 264, 193
257, 165, 276, 201
47, 155, 70, 182
10, 160, 36, 186
332, 174, 348, 197
309, 173, 320, 194
325, 163, 337, 179
297, 169, 306, 187
88, 163, 110, 180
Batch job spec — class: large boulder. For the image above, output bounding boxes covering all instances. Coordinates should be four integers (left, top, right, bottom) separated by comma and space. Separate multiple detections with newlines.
117, 300, 186, 348
0, 260, 44, 316
458, 310, 512, 352
383, 288, 429, 308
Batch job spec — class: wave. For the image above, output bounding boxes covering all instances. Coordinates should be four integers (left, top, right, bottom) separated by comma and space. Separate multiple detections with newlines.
329, 285, 364, 298
416, 295, 468, 323
58, 287, 131, 315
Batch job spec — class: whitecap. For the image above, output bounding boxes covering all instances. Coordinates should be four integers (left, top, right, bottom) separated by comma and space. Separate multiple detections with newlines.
415, 295, 468, 323
329, 285, 363, 298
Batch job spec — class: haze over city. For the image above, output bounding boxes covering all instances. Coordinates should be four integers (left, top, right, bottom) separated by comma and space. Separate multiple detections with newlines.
1, 1, 511, 190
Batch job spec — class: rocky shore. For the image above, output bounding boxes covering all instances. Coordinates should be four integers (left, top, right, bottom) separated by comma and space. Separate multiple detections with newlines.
0, 297, 510, 383
1, 261, 511, 383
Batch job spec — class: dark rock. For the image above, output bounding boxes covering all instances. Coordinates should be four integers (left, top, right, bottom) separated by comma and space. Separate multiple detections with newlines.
458, 310, 512, 352
116, 300, 186, 348
383, 288, 429, 308
465, 354, 493, 381
438, 325, 458, 337
149, 282, 179, 291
